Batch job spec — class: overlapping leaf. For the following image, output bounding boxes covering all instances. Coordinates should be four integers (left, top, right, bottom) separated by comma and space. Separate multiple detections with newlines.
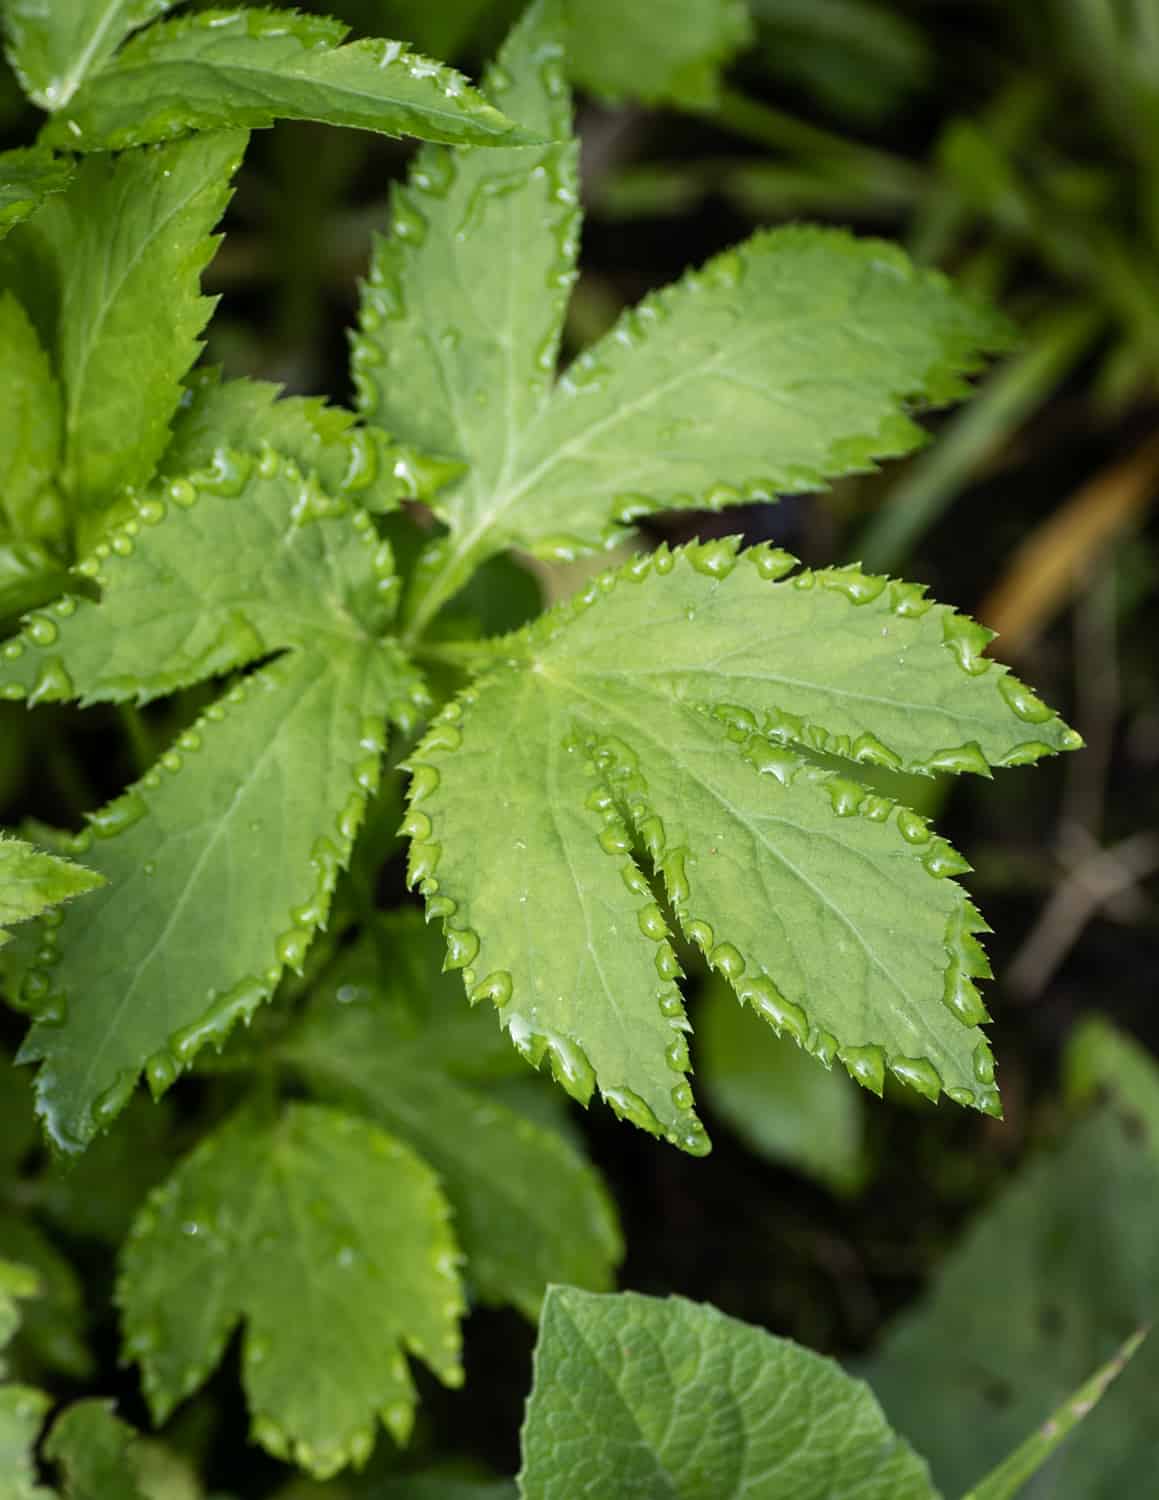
0, 148, 72, 237
403, 540, 1079, 1149
0, 444, 426, 1150
0, 0, 180, 110
13, 129, 243, 525
44, 1400, 150, 1500
518, 1288, 940, 1499
0, 290, 62, 542
119, 1102, 464, 1479
42, 8, 543, 153
0, 837, 100, 948
286, 911, 622, 1319
354, 0, 1010, 635
565, 0, 751, 106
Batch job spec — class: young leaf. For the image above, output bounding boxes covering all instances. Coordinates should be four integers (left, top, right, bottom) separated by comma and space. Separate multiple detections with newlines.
403, 541, 1078, 1149
518, 1288, 940, 1499
0, 147, 72, 237
0, 835, 101, 948
42, 9, 545, 153
45, 1399, 149, 1500
565, 0, 751, 107
119, 1103, 464, 1480
0, 0, 180, 111
286, 912, 623, 1320
2, 449, 426, 1150
696, 974, 865, 1193
21, 128, 244, 526
962, 1332, 1147, 1500
161, 372, 463, 517
0, 290, 63, 541
356, 11, 1009, 632
866, 1079, 1159, 1496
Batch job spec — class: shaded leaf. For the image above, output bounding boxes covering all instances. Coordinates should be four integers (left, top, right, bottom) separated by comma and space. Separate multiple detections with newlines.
565, 0, 751, 107
119, 1103, 463, 1480
518, 1288, 939, 1498
403, 541, 1077, 1149
288, 911, 622, 1320
697, 974, 865, 1193
43, 9, 544, 152
0, 1216, 90, 1379
0, 147, 72, 238
45, 1399, 149, 1500
0, 290, 62, 541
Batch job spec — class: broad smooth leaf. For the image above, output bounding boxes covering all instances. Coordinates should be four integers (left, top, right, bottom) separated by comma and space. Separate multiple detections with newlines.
119, 1103, 464, 1480
402, 540, 1077, 1149
0, 290, 62, 540
356, 12, 1009, 633
45, 1400, 149, 1500
518, 1288, 940, 1499
287, 911, 623, 1319
161, 372, 463, 517
696, 975, 865, 1193
0, 0, 179, 110
0, 147, 72, 237
866, 1071, 1159, 1496
1, 448, 426, 1150
565, 0, 751, 106
0, 836, 101, 948
42, 8, 544, 152
19, 128, 243, 524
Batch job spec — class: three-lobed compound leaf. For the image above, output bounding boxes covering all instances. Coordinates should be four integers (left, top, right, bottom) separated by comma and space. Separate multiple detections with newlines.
518, 1288, 940, 1499
696, 974, 865, 1193
160, 372, 464, 518
564, 0, 751, 107
119, 1102, 464, 1480
44, 1399, 149, 1500
16, 128, 244, 526
286, 910, 623, 1320
42, 8, 545, 153
0, 147, 72, 238
0, 0, 181, 111
403, 541, 1079, 1150
0, 835, 101, 948
355, 3, 1010, 633
2, 446, 426, 1150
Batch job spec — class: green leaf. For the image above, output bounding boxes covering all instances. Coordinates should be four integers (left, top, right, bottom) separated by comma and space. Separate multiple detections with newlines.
354, 0, 578, 520
0, 290, 62, 540
42, 8, 546, 153
0, 147, 72, 238
0, 835, 101, 948
0, 1261, 53, 1500
403, 541, 1078, 1149
45, 1399, 149, 1500
962, 1331, 1147, 1500
161, 372, 463, 517
0, 541, 72, 622
696, 974, 865, 1193
359, 58, 1010, 629
0, 1216, 91, 1379
565, 0, 751, 107
865, 1085, 1159, 1496
1064, 1014, 1159, 1138
0, 1258, 39, 1366
518, 1288, 940, 1498
287, 911, 623, 1320
22, 128, 244, 524
0, 0, 179, 110
2, 450, 426, 1150
119, 1102, 464, 1480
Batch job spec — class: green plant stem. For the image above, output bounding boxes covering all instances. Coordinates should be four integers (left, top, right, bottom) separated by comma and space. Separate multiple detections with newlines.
855, 303, 1102, 572
414, 636, 508, 669
116, 703, 154, 777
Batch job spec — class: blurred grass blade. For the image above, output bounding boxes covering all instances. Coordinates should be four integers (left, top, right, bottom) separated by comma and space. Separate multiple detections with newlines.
857, 304, 1101, 573
961, 1329, 1147, 1500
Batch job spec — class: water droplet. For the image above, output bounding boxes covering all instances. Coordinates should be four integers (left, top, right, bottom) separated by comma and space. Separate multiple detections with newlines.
599, 822, 631, 856
658, 990, 684, 1018
444, 926, 480, 970
602, 1085, 662, 1135
471, 970, 513, 1008
654, 941, 682, 981
29, 657, 74, 705
665, 1036, 690, 1073
89, 791, 147, 838
25, 614, 58, 647
167, 477, 197, 508
896, 808, 930, 844
688, 537, 739, 579
922, 742, 991, 777
685, 918, 714, 952
276, 928, 311, 971
826, 778, 865, 817
923, 839, 971, 879
973, 1043, 996, 1084
636, 903, 666, 941
946, 1085, 975, 1108
841, 1044, 886, 1095
743, 976, 807, 1044
942, 613, 993, 674
145, 1049, 179, 1097
709, 942, 745, 980
819, 566, 886, 605
997, 673, 1055, 723
92, 1068, 136, 1129
747, 545, 797, 581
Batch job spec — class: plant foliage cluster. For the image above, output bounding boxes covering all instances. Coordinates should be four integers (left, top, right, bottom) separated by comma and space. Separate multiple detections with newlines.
0, 0, 1152, 1495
